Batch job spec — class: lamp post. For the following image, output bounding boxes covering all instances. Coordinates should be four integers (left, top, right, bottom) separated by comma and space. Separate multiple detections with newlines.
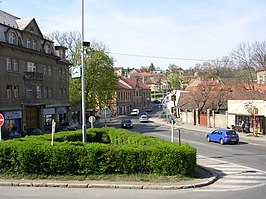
81, 0, 87, 143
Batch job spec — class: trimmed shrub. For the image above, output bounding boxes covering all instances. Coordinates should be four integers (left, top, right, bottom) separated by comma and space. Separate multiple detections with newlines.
0, 127, 196, 176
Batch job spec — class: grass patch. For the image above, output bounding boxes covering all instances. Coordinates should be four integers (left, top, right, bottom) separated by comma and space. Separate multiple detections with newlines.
0, 166, 210, 184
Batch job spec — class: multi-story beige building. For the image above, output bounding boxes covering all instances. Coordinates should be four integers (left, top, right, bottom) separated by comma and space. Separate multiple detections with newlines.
0, 10, 70, 136
112, 77, 151, 115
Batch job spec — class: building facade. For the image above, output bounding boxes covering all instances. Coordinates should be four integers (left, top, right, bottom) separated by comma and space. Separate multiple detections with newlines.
0, 10, 70, 137
113, 77, 151, 115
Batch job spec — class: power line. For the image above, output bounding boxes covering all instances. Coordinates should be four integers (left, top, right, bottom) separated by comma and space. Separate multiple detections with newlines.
107, 52, 211, 62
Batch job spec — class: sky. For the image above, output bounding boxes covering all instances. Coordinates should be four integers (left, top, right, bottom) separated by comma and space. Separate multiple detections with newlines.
1, 0, 266, 70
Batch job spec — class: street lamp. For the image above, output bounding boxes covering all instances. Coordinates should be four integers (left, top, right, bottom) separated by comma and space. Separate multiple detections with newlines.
81, 0, 89, 143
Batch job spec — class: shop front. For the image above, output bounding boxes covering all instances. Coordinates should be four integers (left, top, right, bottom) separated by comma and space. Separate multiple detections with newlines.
228, 100, 266, 135
1, 110, 23, 138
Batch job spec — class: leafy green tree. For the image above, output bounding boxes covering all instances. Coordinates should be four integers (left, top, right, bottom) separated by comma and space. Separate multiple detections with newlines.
86, 50, 118, 110
168, 73, 182, 90
49, 31, 118, 110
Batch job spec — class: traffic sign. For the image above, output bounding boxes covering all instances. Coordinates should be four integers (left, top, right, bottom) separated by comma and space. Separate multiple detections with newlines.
0, 114, 4, 127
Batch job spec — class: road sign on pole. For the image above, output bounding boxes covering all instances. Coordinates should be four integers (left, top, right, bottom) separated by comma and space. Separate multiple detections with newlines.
0, 113, 4, 141
0, 114, 4, 127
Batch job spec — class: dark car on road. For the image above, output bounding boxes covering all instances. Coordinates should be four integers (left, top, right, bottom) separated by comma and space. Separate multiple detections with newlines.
25, 128, 43, 136
144, 107, 153, 112
57, 122, 78, 132
206, 128, 239, 145
121, 119, 133, 128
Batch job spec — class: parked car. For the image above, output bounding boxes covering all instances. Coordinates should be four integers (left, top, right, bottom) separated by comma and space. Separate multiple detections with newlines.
25, 128, 43, 136
139, 115, 149, 122
130, 109, 139, 116
152, 100, 161, 104
3, 131, 22, 140
144, 107, 153, 112
206, 128, 239, 145
121, 119, 133, 128
57, 122, 78, 132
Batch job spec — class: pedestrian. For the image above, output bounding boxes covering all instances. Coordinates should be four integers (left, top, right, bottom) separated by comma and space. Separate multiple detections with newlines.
241, 121, 245, 133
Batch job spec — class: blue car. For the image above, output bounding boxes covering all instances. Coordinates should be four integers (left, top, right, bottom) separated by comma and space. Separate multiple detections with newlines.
206, 128, 239, 145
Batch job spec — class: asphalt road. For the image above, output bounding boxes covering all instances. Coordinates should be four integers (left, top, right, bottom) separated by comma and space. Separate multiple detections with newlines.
2, 104, 266, 199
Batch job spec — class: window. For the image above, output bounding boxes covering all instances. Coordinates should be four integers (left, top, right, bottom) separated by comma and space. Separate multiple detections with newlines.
6, 58, 12, 71
27, 62, 36, 72
27, 38, 31, 48
7, 85, 12, 98
26, 87, 33, 99
63, 69, 66, 79
13, 59, 19, 72
48, 66, 52, 76
36, 86, 42, 99
44, 87, 48, 98
59, 68, 62, 78
33, 39, 37, 50
49, 87, 53, 98
14, 85, 19, 98
45, 43, 50, 54
44, 66, 48, 76
59, 89, 62, 98
9, 32, 16, 44
63, 88, 67, 98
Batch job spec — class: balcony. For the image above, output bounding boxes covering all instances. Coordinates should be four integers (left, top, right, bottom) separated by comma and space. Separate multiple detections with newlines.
24, 72, 44, 80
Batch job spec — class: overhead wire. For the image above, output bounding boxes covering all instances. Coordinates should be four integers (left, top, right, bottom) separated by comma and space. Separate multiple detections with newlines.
107, 52, 212, 62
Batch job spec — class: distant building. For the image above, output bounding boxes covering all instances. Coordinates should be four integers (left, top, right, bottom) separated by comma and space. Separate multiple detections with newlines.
0, 10, 70, 136
112, 77, 151, 115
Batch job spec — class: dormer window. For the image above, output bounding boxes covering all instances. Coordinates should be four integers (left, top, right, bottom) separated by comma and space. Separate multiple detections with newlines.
9, 32, 16, 44
45, 43, 50, 54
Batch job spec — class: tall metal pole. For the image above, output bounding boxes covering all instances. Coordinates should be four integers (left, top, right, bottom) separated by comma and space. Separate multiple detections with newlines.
81, 0, 87, 143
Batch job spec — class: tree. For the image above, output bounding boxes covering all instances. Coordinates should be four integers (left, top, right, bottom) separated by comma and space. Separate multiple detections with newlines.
49, 31, 118, 110
168, 73, 182, 90
148, 63, 155, 72
230, 42, 259, 90
86, 50, 118, 110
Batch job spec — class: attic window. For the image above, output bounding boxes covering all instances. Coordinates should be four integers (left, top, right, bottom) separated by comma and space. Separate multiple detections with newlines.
30, 26, 34, 33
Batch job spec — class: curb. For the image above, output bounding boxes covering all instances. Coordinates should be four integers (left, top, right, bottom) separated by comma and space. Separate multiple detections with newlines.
0, 166, 218, 190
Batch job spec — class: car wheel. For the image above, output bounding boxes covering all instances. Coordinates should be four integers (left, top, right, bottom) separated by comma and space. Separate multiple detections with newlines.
207, 136, 211, 142
220, 139, 224, 145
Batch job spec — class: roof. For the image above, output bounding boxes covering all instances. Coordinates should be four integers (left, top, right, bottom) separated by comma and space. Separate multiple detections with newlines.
0, 10, 19, 28
177, 90, 266, 113
130, 72, 154, 77
0, 10, 43, 36
120, 77, 150, 90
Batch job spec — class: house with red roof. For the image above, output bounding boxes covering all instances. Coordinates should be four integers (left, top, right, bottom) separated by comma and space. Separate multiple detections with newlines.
112, 77, 151, 115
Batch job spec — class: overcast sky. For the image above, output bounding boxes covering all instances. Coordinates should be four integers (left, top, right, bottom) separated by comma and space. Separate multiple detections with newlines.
2, 0, 266, 69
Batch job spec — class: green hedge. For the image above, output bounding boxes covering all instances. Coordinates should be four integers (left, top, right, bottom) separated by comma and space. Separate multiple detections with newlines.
0, 128, 196, 176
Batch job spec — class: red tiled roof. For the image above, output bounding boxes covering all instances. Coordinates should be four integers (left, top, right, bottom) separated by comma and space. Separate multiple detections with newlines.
130, 72, 154, 77
120, 78, 150, 90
